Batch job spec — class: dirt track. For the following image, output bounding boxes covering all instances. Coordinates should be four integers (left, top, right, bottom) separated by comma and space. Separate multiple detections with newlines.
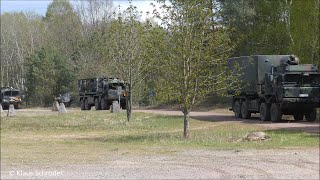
136, 109, 320, 134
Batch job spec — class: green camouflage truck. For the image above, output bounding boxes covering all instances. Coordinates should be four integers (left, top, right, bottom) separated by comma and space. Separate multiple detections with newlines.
228, 55, 320, 122
78, 77, 128, 110
0, 87, 22, 109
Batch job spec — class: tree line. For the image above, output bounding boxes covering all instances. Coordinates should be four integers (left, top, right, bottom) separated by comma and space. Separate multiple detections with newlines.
0, 0, 319, 136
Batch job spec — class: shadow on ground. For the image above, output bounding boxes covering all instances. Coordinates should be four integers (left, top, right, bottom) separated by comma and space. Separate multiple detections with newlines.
191, 114, 320, 135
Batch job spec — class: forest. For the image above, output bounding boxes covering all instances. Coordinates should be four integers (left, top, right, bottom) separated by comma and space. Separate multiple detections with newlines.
1, 0, 319, 108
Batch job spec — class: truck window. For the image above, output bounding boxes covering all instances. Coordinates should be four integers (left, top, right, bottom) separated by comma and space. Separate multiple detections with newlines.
285, 74, 301, 83
285, 74, 320, 84
109, 83, 125, 90
304, 74, 320, 84
4, 91, 19, 96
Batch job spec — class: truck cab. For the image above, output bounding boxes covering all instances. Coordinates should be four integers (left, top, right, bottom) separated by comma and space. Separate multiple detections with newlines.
228, 55, 319, 122
78, 77, 128, 110
268, 63, 320, 121
0, 87, 22, 109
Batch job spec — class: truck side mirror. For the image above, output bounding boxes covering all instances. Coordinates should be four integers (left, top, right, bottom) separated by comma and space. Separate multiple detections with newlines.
270, 74, 274, 82
270, 66, 276, 82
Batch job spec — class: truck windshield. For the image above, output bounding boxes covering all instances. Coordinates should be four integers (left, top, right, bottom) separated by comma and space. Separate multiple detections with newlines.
109, 83, 125, 90
285, 74, 320, 84
4, 91, 19, 96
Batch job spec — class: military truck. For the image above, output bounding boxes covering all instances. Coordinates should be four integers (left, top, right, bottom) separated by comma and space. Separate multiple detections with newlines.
0, 87, 22, 109
78, 77, 127, 110
55, 92, 73, 107
228, 55, 320, 122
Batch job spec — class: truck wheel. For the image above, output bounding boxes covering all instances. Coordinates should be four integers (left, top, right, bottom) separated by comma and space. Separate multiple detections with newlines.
270, 103, 282, 122
121, 102, 127, 110
260, 103, 270, 121
293, 113, 304, 121
101, 98, 107, 110
95, 98, 101, 110
241, 102, 251, 119
101, 98, 110, 110
14, 104, 20, 109
106, 102, 110, 110
305, 109, 316, 122
234, 101, 242, 118
84, 98, 90, 110
80, 99, 85, 110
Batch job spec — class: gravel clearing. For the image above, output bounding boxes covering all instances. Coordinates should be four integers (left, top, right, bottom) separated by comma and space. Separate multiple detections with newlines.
1, 148, 319, 179
1, 108, 319, 179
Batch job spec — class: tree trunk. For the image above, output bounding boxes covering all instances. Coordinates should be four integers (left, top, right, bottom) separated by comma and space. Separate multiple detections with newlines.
126, 75, 132, 122
126, 94, 131, 122
183, 109, 190, 139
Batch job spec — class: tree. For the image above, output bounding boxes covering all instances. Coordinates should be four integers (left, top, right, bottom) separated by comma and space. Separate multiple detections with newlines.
154, 0, 235, 138
25, 48, 75, 106
219, 0, 319, 65
219, 0, 291, 56
45, 0, 83, 68
103, 4, 154, 122
0, 12, 45, 91
287, 0, 319, 65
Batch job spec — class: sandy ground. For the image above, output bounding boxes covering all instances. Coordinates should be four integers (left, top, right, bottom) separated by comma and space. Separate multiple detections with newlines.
1, 108, 320, 179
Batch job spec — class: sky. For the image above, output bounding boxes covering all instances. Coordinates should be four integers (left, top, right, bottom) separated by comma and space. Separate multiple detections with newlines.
0, 0, 160, 20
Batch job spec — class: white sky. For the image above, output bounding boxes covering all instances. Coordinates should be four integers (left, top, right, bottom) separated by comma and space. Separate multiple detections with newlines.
0, 0, 162, 21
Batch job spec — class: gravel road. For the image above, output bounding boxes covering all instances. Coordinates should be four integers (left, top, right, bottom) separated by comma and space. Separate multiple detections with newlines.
2, 148, 319, 179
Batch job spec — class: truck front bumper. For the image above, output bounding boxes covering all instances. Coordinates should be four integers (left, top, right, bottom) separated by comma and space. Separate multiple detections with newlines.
281, 98, 318, 114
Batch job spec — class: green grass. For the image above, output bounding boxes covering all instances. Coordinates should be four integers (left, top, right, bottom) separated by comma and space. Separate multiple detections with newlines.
1, 110, 319, 165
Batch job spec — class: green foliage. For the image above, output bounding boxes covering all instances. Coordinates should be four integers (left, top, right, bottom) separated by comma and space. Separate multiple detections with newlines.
289, 0, 319, 65
25, 48, 75, 106
154, 0, 234, 112
220, 0, 319, 65
220, 0, 291, 55
1, 0, 319, 108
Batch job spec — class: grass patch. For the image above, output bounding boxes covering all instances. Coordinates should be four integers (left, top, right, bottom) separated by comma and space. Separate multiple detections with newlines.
1, 109, 319, 165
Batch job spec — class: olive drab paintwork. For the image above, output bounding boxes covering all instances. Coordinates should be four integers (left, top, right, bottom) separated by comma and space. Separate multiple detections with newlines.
228, 55, 320, 122
78, 77, 128, 111
0, 87, 22, 110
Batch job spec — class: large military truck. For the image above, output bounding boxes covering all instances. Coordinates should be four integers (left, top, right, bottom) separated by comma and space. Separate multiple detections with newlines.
228, 55, 320, 122
0, 87, 22, 109
78, 77, 127, 110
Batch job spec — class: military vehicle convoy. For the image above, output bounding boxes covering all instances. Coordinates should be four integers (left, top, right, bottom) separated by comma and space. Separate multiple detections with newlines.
78, 77, 127, 110
0, 87, 22, 109
228, 55, 320, 122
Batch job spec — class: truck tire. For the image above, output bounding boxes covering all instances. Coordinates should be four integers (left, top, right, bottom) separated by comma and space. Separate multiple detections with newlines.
121, 102, 127, 110
84, 98, 90, 110
80, 99, 85, 110
95, 98, 101, 110
260, 103, 270, 121
234, 101, 242, 118
101, 99, 107, 110
101, 97, 110, 110
14, 104, 20, 109
293, 113, 304, 121
241, 102, 251, 119
305, 109, 316, 122
271, 103, 281, 122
